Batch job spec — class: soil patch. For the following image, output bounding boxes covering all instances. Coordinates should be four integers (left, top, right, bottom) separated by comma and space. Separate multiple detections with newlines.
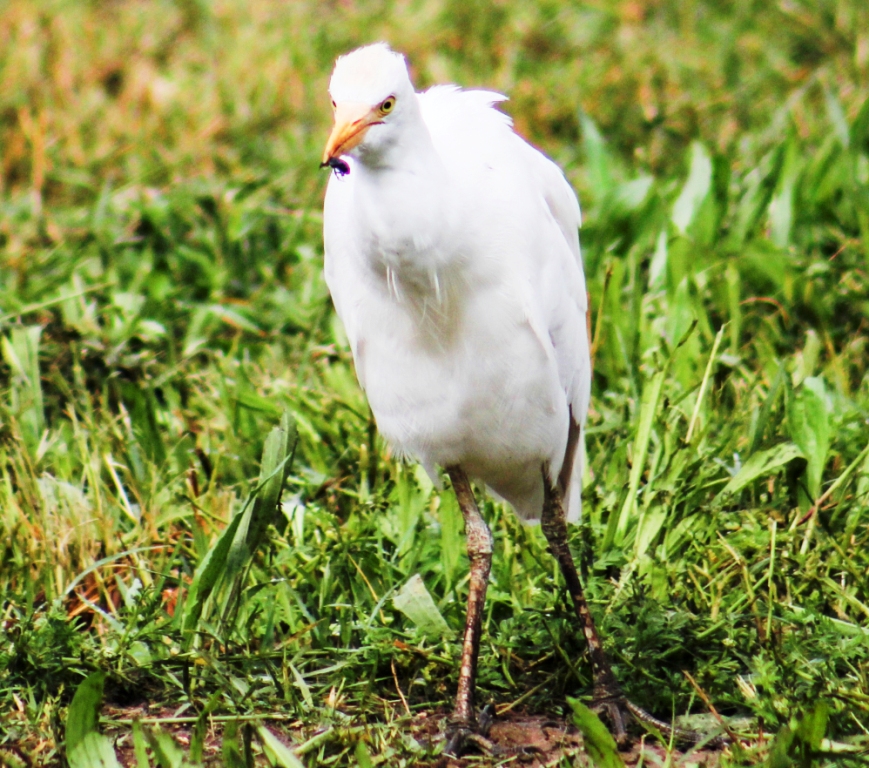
101, 705, 725, 767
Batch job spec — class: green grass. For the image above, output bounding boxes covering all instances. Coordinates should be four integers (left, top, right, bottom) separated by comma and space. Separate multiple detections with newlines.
1, 0, 869, 765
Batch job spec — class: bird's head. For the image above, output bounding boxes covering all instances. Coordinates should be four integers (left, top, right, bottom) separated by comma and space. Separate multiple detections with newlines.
322, 43, 416, 171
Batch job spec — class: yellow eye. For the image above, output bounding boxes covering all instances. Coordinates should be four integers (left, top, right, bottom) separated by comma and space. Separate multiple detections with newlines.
379, 96, 396, 114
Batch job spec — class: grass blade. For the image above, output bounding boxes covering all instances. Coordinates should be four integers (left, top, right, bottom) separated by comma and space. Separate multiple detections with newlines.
145, 727, 185, 768
567, 698, 625, 768
182, 411, 297, 642
132, 721, 150, 768
672, 141, 712, 233
68, 732, 122, 768
393, 574, 453, 640
66, 671, 106, 755
1, 325, 44, 451
257, 726, 305, 768
607, 368, 666, 548
685, 323, 725, 443
788, 377, 831, 500
715, 443, 804, 501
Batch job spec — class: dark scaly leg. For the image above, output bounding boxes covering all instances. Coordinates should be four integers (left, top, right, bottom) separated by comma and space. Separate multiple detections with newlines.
542, 424, 729, 748
444, 466, 495, 756
540, 468, 630, 745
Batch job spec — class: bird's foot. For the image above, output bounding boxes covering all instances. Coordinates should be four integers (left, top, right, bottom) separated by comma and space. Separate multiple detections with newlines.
591, 686, 730, 749
589, 687, 631, 748
443, 705, 495, 757
624, 699, 732, 748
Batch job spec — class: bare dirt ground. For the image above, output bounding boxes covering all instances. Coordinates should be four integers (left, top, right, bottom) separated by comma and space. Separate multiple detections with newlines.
422, 711, 723, 767
102, 705, 725, 767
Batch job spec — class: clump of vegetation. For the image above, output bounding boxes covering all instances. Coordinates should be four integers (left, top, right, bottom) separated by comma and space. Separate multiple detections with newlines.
1, 1, 868, 765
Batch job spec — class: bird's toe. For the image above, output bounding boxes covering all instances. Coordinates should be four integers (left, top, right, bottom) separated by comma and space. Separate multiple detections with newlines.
444, 706, 495, 757
590, 697, 631, 748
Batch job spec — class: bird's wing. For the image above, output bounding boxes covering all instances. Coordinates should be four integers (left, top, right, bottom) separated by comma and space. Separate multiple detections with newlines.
420, 86, 590, 517
521, 143, 590, 521
420, 84, 589, 422
532, 144, 583, 269
524, 140, 590, 423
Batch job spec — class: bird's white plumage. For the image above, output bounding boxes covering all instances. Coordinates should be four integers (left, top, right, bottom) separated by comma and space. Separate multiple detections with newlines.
323, 44, 589, 522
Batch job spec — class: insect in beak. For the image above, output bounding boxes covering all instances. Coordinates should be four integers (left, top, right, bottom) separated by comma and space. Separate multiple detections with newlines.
320, 157, 350, 176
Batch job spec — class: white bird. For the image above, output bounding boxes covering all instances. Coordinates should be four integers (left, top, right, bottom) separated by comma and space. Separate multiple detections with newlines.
322, 44, 589, 524
320, 43, 671, 754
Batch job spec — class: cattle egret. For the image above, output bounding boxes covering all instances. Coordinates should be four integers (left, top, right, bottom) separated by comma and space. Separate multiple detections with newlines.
320, 43, 692, 754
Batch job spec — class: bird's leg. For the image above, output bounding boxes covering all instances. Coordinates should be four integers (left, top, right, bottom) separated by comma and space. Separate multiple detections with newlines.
444, 466, 494, 756
540, 472, 630, 746
542, 473, 732, 749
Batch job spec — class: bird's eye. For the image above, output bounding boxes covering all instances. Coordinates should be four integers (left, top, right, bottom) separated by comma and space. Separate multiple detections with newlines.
379, 96, 396, 114
331, 99, 336, 108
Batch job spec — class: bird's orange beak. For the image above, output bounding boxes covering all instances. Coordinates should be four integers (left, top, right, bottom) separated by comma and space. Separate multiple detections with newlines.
321, 102, 380, 166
